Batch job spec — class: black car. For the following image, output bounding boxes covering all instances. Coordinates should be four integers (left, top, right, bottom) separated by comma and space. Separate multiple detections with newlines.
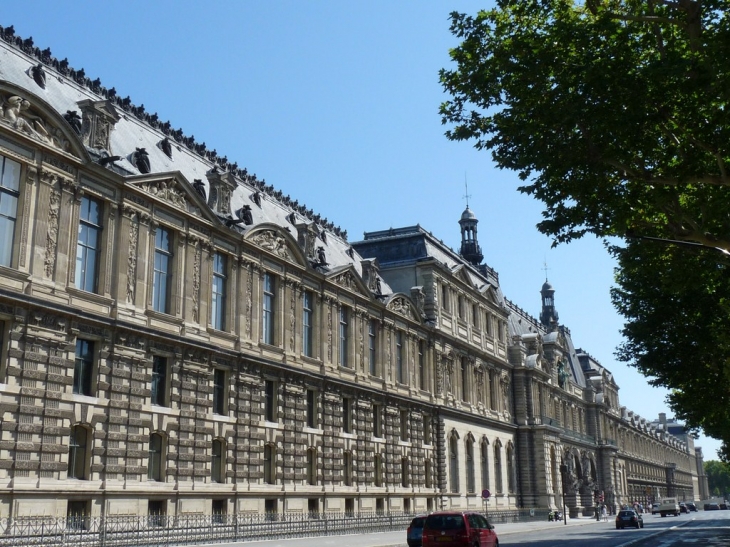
686, 502, 698, 512
679, 503, 689, 513
616, 509, 644, 529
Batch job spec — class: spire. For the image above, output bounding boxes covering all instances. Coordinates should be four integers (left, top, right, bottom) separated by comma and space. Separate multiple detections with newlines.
539, 274, 559, 329
459, 175, 483, 266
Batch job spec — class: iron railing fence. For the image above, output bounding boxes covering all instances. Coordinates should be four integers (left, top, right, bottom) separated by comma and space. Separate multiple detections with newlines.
0, 509, 546, 547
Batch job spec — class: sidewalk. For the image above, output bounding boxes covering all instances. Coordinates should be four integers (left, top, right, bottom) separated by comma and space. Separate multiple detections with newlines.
200, 514, 599, 547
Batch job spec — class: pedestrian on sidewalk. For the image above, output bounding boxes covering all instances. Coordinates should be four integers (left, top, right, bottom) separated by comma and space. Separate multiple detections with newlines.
601, 505, 607, 522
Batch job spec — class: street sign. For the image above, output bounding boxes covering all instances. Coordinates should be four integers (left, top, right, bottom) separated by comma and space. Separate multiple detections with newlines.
482, 489, 491, 499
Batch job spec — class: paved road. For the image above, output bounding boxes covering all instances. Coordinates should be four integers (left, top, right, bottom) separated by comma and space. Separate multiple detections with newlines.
199, 514, 599, 547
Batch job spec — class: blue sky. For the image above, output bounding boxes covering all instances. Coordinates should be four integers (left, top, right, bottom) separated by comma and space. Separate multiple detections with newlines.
4, 1, 720, 460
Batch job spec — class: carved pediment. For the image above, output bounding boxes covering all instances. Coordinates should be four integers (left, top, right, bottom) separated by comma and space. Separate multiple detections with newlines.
127, 172, 225, 224
481, 284, 499, 304
249, 229, 293, 261
0, 89, 80, 157
136, 178, 188, 209
385, 294, 422, 322
326, 265, 370, 296
451, 264, 473, 287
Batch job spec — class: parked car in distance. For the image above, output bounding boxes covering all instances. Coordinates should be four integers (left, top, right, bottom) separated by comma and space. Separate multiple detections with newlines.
679, 503, 688, 513
721, 503, 729, 510
407, 515, 428, 547
616, 509, 644, 529
705, 503, 720, 511
651, 503, 660, 515
685, 502, 698, 512
422, 511, 498, 547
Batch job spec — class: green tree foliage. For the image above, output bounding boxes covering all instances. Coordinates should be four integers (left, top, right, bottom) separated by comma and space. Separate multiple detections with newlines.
440, 0, 730, 251
440, 0, 730, 459
705, 460, 730, 496
611, 240, 730, 459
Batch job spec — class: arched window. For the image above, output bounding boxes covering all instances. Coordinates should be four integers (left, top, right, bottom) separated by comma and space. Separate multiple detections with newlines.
68, 425, 89, 480
148, 433, 165, 482
480, 439, 490, 491
449, 434, 459, 493
212, 439, 225, 483
264, 444, 276, 484
507, 443, 515, 493
466, 437, 475, 493
494, 442, 503, 493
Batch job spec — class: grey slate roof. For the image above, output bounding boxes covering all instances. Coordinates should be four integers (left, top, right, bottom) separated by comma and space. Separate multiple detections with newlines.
0, 27, 393, 288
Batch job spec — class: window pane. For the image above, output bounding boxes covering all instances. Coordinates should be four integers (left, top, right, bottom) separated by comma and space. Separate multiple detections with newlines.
74, 340, 94, 396
1, 158, 20, 191
151, 357, 167, 406
211, 253, 226, 330
153, 228, 172, 313
0, 193, 17, 217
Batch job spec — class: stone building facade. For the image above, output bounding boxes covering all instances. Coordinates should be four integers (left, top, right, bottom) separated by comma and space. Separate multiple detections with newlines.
0, 26, 706, 521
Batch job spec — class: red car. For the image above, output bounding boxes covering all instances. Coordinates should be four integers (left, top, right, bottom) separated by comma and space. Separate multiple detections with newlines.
422, 511, 499, 547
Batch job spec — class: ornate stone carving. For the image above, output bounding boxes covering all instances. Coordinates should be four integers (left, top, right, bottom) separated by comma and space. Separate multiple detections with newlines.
389, 296, 410, 317
250, 230, 291, 260
435, 352, 444, 394
192, 241, 201, 323
0, 94, 71, 152
44, 187, 60, 278
137, 179, 187, 208
289, 284, 296, 353
77, 99, 120, 151
333, 271, 356, 290
245, 262, 253, 338
327, 301, 333, 362
296, 222, 317, 260
126, 213, 139, 303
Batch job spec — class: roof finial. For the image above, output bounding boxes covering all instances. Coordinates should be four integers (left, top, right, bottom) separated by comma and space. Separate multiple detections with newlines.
463, 172, 471, 208
543, 257, 550, 282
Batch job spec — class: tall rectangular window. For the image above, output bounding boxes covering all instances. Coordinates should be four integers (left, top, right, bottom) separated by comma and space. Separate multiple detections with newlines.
368, 320, 377, 375
73, 339, 94, 396
213, 369, 226, 415
212, 439, 225, 483
152, 227, 173, 313
151, 356, 168, 406
373, 404, 382, 438
75, 196, 102, 293
148, 433, 164, 481
306, 389, 317, 428
339, 307, 349, 368
396, 331, 404, 383
0, 156, 20, 267
211, 253, 227, 330
262, 273, 275, 345
400, 409, 409, 442
418, 340, 425, 390
68, 425, 88, 479
302, 290, 313, 357
461, 357, 469, 402
342, 397, 352, 434
265, 380, 277, 422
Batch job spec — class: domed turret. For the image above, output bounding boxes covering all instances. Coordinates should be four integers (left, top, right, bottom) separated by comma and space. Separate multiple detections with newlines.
540, 279, 559, 328
459, 206, 483, 266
